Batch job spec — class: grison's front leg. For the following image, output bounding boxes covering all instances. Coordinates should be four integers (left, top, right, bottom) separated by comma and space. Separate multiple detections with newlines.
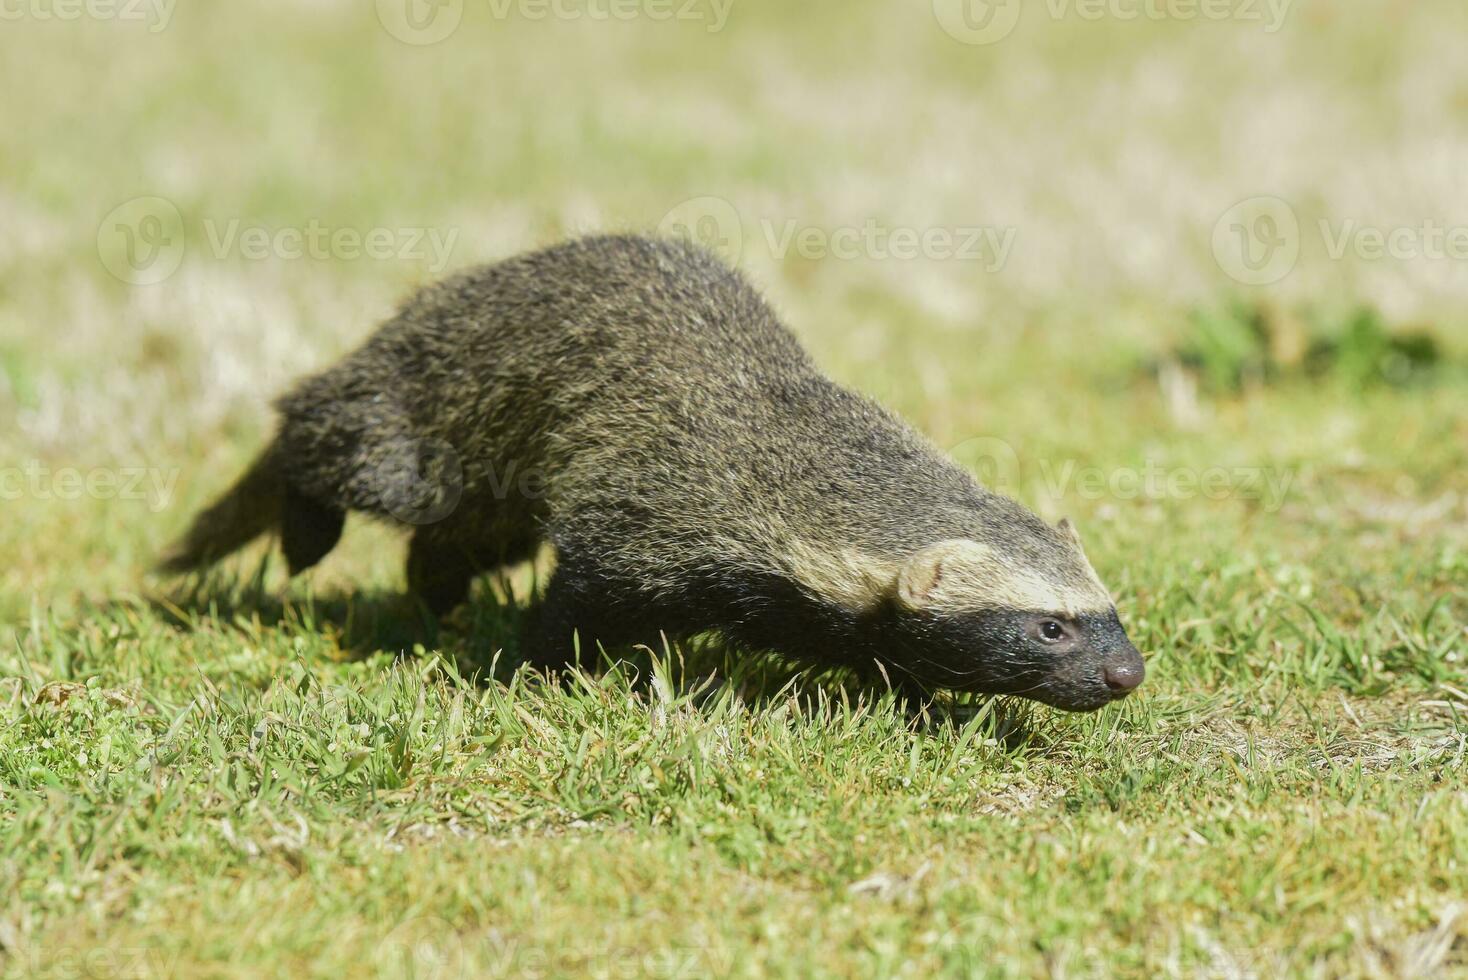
520, 562, 668, 672
406, 528, 482, 617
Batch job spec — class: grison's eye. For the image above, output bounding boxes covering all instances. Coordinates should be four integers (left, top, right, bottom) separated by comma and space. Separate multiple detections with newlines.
1039, 619, 1067, 642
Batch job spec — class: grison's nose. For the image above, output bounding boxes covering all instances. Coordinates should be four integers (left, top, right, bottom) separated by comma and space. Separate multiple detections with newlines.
1103, 653, 1145, 693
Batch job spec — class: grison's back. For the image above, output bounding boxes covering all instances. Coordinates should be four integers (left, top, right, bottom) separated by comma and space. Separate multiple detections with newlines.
367, 235, 815, 408
285, 236, 923, 505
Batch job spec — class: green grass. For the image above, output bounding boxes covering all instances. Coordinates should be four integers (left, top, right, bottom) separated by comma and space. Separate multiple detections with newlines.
2, 1, 1467, 976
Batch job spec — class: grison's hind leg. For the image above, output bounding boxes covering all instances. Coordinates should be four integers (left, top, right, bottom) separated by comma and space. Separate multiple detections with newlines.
406, 524, 541, 617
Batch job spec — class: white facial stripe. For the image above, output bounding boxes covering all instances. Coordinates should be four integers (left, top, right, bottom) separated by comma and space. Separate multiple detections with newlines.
780, 536, 1114, 616
927, 566, 1111, 616
910, 539, 1112, 616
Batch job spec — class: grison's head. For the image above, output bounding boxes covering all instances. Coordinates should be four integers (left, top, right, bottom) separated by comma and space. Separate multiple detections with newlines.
881, 519, 1144, 712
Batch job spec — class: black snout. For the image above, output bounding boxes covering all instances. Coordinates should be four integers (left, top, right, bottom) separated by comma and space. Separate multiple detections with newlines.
1103, 648, 1145, 694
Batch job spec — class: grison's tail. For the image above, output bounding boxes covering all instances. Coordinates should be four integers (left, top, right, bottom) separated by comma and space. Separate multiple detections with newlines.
156, 442, 287, 574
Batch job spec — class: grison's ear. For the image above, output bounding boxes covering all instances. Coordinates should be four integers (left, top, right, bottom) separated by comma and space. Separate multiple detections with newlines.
894, 539, 993, 610
1056, 517, 1085, 550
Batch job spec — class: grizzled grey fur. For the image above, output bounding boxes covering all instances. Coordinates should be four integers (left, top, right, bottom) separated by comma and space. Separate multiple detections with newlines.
162, 234, 1145, 711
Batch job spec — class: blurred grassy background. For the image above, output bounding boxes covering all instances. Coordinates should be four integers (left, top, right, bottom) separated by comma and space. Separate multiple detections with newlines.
0, 0, 1465, 975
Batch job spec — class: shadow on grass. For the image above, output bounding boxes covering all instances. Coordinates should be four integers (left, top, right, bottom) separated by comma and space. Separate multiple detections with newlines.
139, 560, 529, 680
135, 562, 1044, 747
